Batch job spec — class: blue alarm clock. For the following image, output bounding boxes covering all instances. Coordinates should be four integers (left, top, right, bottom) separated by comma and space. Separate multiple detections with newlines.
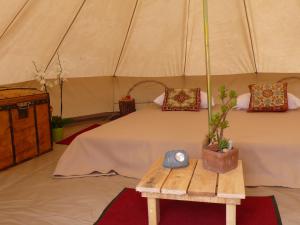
163, 150, 189, 168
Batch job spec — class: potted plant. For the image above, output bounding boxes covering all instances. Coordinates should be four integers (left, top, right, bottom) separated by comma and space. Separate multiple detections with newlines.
50, 54, 70, 142
202, 85, 238, 173
33, 53, 69, 142
51, 116, 72, 142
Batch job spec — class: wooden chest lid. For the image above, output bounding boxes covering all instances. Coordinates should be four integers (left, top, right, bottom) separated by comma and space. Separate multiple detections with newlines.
0, 88, 45, 100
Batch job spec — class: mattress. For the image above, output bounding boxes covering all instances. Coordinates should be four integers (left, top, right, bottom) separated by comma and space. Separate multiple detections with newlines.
54, 106, 300, 188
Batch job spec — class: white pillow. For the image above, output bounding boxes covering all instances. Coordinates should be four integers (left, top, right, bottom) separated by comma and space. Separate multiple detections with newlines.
200, 91, 215, 108
235, 93, 251, 110
288, 93, 300, 109
235, 93, 300, 110
153, 91, 215, 109
153, 93, 165, 106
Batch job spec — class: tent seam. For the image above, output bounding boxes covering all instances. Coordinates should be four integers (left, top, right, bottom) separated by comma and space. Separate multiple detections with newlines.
113, 0, 140, 77
243, 0, 258, 74
44, 0, 88, 72
0, 0, 31, 42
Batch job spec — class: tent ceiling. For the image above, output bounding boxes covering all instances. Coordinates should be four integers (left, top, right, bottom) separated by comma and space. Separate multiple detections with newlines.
0, 0, 28, 36
48, 0, 137, 77
0, 0, 299, 85
248, 0, 300, 72
0, 0, 85, 84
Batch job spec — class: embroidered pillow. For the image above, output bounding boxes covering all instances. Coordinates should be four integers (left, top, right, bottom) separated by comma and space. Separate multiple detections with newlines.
154, 91, 215, 108
248, 83, 288, 112
162, 88, 201, 111
235, 92, 300, 110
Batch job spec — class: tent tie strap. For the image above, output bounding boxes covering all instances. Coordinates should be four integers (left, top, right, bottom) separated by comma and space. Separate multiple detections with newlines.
126, 80, 168, 96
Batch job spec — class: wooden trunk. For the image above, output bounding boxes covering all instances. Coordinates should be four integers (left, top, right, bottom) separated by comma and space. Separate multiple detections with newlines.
0, 88, 52, 170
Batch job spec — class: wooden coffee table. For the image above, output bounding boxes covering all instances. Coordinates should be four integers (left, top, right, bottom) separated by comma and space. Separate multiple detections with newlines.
136, 159, 245, 225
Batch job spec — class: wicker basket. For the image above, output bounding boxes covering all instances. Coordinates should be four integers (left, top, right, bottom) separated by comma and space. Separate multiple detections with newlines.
202, 146, 239, 173
119, 98, 136, 116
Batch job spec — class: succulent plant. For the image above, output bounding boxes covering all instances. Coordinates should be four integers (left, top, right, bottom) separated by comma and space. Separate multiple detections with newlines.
208, 85, 237, 152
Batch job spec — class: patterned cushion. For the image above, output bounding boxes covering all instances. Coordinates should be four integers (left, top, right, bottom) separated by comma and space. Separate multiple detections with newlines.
162, 88, 201, 111
248, 83, 288, 112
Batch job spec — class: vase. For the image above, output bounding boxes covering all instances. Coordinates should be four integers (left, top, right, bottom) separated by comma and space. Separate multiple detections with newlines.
52, 127, 64, 142
202, 145, 239, 173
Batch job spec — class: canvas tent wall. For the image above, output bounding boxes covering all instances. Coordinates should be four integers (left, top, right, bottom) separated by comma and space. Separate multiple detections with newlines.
0, 0, 299, 117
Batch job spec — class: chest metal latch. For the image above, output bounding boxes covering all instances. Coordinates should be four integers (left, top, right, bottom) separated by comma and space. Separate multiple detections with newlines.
17, 102, 31, 119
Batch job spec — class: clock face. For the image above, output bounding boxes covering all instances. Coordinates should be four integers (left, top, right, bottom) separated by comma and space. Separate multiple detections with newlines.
175, 152, 185, 162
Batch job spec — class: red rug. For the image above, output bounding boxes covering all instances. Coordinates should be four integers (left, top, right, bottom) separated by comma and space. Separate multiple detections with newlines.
56, 124, 101, 145
94, 188, 282, 225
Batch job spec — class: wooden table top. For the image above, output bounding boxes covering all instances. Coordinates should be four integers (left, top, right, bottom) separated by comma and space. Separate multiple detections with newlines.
136, 158, 245, 203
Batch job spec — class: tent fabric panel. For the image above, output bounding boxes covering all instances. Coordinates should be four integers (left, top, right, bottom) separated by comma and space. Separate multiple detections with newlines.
249, 0, 300, 73
47, 0, 137, 78
15, 77, 114, 118
0, 0, 28, 36
184, 0, 206, 76
208, 0, 255, 75
186, 0, 255, 76
48, 77, 114, 118
116, 0, 188, 77
0, 0, 85, 85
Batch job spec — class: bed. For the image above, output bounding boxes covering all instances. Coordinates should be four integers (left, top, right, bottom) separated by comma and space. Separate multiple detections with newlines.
54, 105, 300, 188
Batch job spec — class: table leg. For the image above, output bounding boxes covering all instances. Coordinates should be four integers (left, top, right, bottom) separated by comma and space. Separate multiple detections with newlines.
226, 204, 236, 225
147, 198, 160, 225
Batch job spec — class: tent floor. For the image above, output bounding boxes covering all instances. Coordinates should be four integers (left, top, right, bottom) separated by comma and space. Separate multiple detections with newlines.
0, 119, 299, 225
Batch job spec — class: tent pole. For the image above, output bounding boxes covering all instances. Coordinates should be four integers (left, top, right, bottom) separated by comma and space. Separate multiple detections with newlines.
203, 0, 212, 134
183, 0, 191, 76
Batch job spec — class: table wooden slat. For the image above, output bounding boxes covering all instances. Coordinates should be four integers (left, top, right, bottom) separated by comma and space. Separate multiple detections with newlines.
142, 192, 241, 205
217, 160, 245, 199
161, 159, 197, 195
136, 158, 171, 193
188, 159, 218, 196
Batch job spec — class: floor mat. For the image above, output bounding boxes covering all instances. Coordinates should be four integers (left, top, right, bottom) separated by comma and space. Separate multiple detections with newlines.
95, 188, 282, 225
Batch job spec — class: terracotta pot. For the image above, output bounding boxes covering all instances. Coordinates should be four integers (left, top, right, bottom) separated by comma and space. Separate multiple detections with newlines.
202, 146, 239, 173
